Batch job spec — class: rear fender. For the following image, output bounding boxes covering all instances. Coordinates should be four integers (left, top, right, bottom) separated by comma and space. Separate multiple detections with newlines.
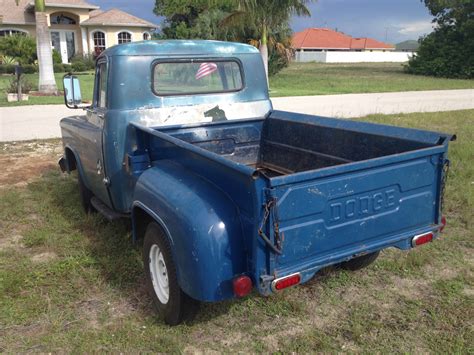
132, 161, 246, 302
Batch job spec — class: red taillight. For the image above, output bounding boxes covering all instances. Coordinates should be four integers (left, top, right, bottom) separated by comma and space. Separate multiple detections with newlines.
272, 273, 301, 291
233, 275, 252, 298
440, 216, 447, 232
412, 232, 434, 247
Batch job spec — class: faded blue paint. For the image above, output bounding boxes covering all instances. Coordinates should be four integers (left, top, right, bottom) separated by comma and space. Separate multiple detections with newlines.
60, 40, 453, 303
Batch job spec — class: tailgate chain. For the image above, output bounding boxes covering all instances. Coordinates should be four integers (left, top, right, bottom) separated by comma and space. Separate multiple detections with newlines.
258, 198, 283, 255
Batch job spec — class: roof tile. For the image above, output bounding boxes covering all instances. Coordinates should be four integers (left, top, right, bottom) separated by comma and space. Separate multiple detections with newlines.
81, 8, 157, 28
292, 28, 394, 50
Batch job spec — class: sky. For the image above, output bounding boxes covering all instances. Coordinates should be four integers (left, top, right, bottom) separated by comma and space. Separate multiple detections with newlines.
87, 0, 435, 44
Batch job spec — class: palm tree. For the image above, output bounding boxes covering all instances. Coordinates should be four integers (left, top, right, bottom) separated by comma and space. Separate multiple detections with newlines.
227, 0, 313, 80
15, 0, 57, 94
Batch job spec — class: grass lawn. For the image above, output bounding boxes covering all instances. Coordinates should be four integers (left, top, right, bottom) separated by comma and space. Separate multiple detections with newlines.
1, 63, 473, 106
0, 71, 94, 107
0, 110, 473, 352
270, 62, 474, 97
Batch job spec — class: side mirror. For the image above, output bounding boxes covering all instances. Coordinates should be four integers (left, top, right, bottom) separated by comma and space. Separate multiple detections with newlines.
63, 74, 84, 109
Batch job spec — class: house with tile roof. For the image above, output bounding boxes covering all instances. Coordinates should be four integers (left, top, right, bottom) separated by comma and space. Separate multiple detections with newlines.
291, 28, 414, 63
0, 0, 157, 63
292, 28, 394, 52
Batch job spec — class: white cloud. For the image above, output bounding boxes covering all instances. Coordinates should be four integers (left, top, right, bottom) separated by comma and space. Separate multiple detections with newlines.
396, 20, 435, 36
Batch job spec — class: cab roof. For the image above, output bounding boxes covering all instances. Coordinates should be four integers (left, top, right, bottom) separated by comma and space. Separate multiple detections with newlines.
100, 40, 260, 57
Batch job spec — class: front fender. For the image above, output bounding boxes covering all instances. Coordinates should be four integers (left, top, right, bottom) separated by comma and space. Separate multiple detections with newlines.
132, 161, 246, 302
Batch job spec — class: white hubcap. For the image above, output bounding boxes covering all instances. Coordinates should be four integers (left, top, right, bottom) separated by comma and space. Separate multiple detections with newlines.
149, 244, 169, 304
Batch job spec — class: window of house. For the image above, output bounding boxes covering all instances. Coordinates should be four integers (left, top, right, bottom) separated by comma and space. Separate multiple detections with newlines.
143, 32, 150, 40
153, 60, 244, 96
0, 29, 27, 37
50, 14, 77, 25
93, 31, 106, 56
118, 32, 132, 44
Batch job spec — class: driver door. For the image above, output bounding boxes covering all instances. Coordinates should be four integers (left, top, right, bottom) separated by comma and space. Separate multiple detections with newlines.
81, 59, 112, 207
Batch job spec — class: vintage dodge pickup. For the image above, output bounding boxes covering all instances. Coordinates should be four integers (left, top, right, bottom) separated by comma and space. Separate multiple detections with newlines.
59, 40, 453, 325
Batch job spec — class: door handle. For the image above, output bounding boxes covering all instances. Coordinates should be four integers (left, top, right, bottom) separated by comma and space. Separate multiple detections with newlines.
97, 113, 105, 119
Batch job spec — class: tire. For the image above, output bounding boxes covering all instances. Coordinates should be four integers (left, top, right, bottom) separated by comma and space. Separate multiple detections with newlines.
338, 251, 380, 271
78, 172, 95, 213
143, 222, 198, 325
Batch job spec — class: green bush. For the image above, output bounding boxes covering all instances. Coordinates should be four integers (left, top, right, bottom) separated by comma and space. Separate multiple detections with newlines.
0, 34, 37, 65
53, 63, 73, 73
268, 50, 290, 77
71, 54, 95, 71
406, 26, 474, 79
53, 63, 65, 72
71, 61, 87, 72
0, 64, 15, 74
52, 49, 62, 64
0, 63, 36, 74
6, 76, 34, 94
21, 64, 37, 74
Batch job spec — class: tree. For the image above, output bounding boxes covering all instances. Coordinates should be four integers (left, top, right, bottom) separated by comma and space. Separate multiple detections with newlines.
154, 1, 235, 40
226, 0, 313, 80
34, 0, 58, 93
154, 0, 312, 77
406, 0, 473, 78
15, 0, 57, 93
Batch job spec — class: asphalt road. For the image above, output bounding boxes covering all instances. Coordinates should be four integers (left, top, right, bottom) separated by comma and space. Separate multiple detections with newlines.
1, 89, 473, 142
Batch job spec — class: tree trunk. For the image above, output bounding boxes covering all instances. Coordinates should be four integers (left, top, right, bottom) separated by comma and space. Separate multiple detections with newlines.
35, 11, 57, 94
260, 24, 269, 85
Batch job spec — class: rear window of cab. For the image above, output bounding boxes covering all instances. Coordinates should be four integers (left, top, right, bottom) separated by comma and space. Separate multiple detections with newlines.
152, 60, 244, 96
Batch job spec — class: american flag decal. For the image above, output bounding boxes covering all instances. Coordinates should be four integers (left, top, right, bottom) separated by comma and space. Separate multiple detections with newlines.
195, 62, 218, 80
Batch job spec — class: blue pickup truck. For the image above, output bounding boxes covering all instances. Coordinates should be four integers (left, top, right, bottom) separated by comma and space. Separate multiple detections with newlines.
59, 40, 452, 325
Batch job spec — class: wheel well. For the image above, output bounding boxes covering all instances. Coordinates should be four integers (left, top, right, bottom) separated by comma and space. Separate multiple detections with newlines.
132, 206, 155, 242
65, 148, 77, 172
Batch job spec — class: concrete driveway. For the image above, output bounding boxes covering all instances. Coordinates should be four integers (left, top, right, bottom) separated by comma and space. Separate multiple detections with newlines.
1, 89, 473, 142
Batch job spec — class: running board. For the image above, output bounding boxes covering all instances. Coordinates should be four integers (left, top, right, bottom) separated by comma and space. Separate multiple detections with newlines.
91, 197, 128, 221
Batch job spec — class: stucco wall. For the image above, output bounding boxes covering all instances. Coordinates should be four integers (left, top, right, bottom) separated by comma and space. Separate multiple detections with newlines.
295, 51, 415, 63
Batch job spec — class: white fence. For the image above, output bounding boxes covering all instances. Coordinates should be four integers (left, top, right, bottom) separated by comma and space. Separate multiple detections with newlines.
295, 51, 415, 63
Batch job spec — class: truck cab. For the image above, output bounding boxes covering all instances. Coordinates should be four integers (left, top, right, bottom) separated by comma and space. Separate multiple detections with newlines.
60, 40, 452, 325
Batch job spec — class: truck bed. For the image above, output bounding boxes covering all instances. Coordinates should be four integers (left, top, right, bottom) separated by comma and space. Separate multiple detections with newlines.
160, 112, 437, 178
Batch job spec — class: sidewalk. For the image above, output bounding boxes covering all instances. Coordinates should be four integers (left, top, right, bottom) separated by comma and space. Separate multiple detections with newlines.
1, 89, 473, 142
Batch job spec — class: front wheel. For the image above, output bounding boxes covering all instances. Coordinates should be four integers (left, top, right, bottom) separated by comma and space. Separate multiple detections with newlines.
143, 222, 198, 325
338, 251, 380, 271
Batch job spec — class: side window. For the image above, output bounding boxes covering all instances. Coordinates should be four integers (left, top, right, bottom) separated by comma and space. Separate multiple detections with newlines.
95, 62, 108, 108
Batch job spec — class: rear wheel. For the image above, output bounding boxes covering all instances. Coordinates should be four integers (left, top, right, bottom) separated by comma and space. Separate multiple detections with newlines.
338, 251, 380, 271
77, 172, 95, 213
143, 222, 198, 325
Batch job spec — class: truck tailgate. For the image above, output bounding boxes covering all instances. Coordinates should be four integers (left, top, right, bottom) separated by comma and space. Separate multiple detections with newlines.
268, 147, 445, 270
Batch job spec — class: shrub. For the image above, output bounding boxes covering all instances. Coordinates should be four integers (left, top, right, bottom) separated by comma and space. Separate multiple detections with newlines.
21, 64, 37, 74
52, 49, 62, 64
268, 50, 290, 77
0, 64, 15, 74
0, 63, 36, 74
71, 61, 87, 72
71, 54, 95, 71
54, 63, 65, 72
406, 26, 474, 79
0, 34, 37, 65
6, 76, 34, 94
